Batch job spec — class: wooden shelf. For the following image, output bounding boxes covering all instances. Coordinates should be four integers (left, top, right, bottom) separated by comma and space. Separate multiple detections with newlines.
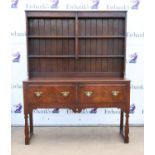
27, 12, 126, 78
30, 72, 123, 77
28, 55, 124, 58
28, 55, 75, 58
28, 35, 125, 39
28, 36, 75, 39
79, 55, 124, 58
78, 36, 125, 39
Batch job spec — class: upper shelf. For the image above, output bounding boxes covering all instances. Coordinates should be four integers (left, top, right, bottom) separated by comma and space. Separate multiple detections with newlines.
26, 11, 126, 18
28, 55, 125, 58
27, 35, 125, 39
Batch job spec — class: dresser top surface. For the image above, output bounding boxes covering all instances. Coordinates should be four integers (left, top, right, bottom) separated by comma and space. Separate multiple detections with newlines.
24, 77, 129, 83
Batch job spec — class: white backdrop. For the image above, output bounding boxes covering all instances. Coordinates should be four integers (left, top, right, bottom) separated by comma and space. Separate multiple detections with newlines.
11, 0, 144, 126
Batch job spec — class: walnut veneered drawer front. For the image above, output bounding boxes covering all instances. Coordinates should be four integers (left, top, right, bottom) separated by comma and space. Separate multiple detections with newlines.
79, 84, 127, 105
27, 85, 76, 106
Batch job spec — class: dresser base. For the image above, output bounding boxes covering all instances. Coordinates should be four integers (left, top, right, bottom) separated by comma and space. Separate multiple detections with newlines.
23, 77, 130, 145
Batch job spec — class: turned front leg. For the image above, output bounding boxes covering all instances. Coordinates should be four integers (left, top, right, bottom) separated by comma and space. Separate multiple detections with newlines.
29, 111, 33, 134
124, 112, 129, 143
24, 113, 30, 145
120, 110, 124, 133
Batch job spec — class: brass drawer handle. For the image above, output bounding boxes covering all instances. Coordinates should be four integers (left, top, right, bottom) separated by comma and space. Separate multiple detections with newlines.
34, 91, 42, 97
84, 91, 93, 97
61, 91, 70, 97
112, 90, 119, 96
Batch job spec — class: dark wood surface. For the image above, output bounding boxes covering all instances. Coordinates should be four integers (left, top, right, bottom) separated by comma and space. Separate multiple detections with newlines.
23, 11, 130, 145
27, 11, 125, 78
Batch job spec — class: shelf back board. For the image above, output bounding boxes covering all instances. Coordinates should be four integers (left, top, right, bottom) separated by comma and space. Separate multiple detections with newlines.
26, 11, 127, 78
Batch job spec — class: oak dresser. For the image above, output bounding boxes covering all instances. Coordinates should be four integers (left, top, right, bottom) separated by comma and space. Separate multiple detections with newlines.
23, 11, 130, 145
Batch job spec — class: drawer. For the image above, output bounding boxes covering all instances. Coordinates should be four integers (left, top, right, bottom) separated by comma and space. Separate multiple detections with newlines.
79, 84, 127, 104
27, 85, 76, 105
